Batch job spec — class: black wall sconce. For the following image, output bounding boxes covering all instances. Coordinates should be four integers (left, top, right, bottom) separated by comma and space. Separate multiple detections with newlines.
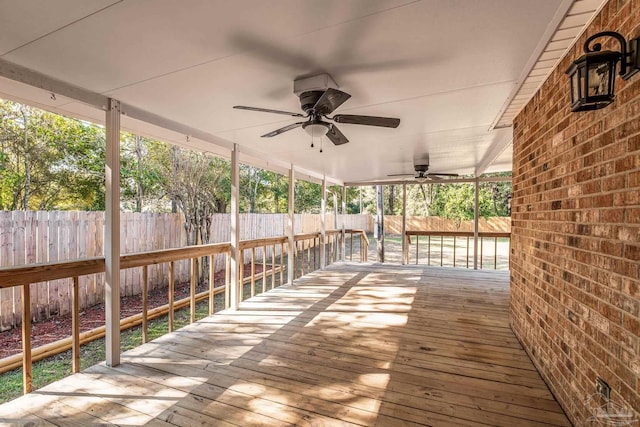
566, 31, 640, 111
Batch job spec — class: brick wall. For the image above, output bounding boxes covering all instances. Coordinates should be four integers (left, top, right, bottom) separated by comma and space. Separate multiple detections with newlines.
511, 0, 640, 424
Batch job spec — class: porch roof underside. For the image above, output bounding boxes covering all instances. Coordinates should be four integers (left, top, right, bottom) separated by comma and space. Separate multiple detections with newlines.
0, 263, 570, 426
0, 0, 605, 185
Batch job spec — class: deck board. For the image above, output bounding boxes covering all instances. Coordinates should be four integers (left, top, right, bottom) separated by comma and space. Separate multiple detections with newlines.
0, 263, 571, 426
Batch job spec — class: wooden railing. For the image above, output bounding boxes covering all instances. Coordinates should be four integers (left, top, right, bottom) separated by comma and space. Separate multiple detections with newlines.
404, 231, 510, 270
0, 229, 370, 395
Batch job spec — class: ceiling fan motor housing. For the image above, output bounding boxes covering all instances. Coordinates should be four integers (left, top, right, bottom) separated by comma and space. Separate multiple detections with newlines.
414, 163, 430, 173
299, 90, 325, 113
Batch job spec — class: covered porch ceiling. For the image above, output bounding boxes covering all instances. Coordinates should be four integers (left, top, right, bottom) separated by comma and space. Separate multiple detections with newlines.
0, 0, 604, 184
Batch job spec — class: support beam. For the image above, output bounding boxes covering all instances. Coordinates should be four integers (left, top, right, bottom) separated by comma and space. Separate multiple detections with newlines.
376, 185, 384, 263
402, 183, 407, 265
105, 98, 121, 367
229, 144, 240, 309
320, 178, 327, 269
341, 185, 347, 261
287, 167, 295, 284
473, 178, 480, 270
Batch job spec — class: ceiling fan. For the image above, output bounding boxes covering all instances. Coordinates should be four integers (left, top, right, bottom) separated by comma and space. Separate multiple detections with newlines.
233, 76, 400, 146
388, 159, 458, 183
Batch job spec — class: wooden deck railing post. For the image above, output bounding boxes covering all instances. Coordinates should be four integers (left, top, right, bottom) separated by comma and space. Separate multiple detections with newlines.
21, 284, 32, 394
168, 261, 175, 332
72, 277, 80, 373
142, 266, 148, 343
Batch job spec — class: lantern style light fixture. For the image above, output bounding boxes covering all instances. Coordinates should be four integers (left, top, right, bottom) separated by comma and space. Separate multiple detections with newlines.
566, 31, 640, 111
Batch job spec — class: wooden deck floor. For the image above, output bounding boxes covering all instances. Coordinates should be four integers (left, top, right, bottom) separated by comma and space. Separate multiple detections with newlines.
0, 263, 570, 426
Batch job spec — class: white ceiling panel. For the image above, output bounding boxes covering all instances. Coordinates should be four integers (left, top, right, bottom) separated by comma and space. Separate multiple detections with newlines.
0, 0, 605, 183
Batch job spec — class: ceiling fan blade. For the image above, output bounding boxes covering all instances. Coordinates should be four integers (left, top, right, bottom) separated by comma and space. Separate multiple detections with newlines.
313, 88, 351, 116
234, 105, 305, 117
333, 114, 400, 128
261, 122, 305, 137
326, 124, 349, 145
387, 173, 415, 177
427, 172, 459, 177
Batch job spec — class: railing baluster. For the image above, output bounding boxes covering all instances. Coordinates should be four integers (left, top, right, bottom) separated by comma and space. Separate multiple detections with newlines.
428, 235, 431, 266
169, 261, 175, 332
494, 237, 498, 270
250, 247, 256, 297
313, 237, 317, 270
271, 244, 276, 290
480, 237, 483, 270
307, 238, 311, 272
190, 257, 197, 323
299, 240, 304, 277
415, 235, 419, 265
21, 283, 32, 394
225, 252, 230, 308
262, 245, 267, 293
72, 277, 80, 373
142, 265, 148, 343
280, 242, 285, 286
453, 236, 457, 268
440, 236, 444, 267
240, 249, 245, 300
466, 236, 470, 268
209, 254, 215, 315
350, 232, 353, 261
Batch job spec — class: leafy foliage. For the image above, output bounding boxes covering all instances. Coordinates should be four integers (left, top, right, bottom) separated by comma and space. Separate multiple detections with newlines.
0, 99, 511, 223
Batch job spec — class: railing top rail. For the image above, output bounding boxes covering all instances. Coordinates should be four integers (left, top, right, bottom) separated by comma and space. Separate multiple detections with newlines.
121, 242, 231, 269
346, 229, 370, 245
294, 232, 321, 241
0, 257, 105, 288
239, 236, 288, 249
405, 230, 510, 238
0, 228, 375, 288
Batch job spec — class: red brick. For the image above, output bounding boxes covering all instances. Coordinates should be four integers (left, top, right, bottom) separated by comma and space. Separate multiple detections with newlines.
510, 1, 640, 424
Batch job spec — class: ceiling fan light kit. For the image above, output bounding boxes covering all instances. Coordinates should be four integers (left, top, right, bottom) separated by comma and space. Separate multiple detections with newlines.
233, 73, 400, 150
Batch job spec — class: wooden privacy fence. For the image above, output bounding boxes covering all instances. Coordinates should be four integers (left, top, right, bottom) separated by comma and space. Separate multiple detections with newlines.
0, 229, 371, 395
385, 215, 511, 234
0, 211, 372, 330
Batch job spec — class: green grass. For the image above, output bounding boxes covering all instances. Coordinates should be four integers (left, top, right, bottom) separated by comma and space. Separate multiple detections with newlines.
0, 294, 226, 404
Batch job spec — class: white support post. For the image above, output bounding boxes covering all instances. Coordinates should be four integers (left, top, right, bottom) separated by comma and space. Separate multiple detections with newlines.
105, 98, 121, 367
402, 183, 407, 266
473, 178, 480, 270
341, 185, 346, 261
287, 167, 295, 284
230, 144, 240, 309
320, 177, 327, 269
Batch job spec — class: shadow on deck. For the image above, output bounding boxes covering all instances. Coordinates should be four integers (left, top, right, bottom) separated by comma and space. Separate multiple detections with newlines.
0, 263, 570, 426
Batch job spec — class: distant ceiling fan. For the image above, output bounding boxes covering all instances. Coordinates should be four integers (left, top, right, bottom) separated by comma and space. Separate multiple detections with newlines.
233, 74, 400, 147
388, 158, 458, 183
